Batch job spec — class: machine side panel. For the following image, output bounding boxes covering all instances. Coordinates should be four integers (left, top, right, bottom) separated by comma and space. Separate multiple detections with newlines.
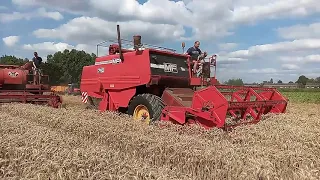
80, 66, 102, 93
2, 69, 27, 85
80, 50, 151, 93
149, 52, 189, 78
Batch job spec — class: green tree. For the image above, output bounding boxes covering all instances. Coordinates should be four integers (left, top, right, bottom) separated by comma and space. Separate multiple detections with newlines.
296, 75, 309, 85
307, 78, 315, 83
45, 49, 96, 85
224, 78, 244, 86
277, 80, 283, 83
0, 55, 26, 65
269, 78, 273, 83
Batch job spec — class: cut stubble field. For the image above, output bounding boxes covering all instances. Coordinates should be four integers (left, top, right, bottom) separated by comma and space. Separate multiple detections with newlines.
0, 92, 320, 180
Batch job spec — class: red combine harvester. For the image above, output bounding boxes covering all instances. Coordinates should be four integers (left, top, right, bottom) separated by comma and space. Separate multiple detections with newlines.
80, 25, 288, 130
0, 62, 62, 108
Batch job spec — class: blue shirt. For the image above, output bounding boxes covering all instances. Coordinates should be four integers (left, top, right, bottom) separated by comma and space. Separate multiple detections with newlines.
186, 46, 202, 59
32, 56, 42, 68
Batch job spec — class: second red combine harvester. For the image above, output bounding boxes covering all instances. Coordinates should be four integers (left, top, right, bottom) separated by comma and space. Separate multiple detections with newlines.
0, 61, 62, 108
80, 25, 288, 130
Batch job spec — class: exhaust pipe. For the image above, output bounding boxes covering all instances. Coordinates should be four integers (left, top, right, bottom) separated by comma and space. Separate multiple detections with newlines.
117, 25, 124, 61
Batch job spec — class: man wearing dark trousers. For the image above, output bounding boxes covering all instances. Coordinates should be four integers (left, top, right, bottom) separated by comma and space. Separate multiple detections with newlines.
32, 52, 43, 84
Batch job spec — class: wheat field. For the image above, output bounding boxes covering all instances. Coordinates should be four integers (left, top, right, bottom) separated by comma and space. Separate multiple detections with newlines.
0, 95, 319, 180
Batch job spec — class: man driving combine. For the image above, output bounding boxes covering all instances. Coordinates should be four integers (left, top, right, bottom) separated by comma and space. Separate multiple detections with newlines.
186, 41, 202, 58
186, 41, 207, 76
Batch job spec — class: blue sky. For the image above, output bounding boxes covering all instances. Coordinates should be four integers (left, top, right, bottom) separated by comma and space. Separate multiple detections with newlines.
1, 0, 320, 83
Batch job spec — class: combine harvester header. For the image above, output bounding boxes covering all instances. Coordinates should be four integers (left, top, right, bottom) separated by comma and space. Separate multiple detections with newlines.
80, 25, 288, 130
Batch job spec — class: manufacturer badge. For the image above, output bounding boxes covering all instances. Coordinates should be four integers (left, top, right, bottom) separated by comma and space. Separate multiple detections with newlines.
97, 67, 104, 73
8, 72, 19, 77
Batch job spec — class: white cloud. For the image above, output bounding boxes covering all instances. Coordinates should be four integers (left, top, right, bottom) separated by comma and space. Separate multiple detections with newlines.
23, 42, 74, 53
16, 0, 320, 40
13, 0, 234, 39
12, 0, 89, 14
33, 16, 186, 45
218, 43, 238, 50
22, 41, 102, 55
74, 44, 100, 55
280, 54, 320, 63
216, 56, 248, 65
2, 36, 19, 47
249, 68, 277, 74
233, 0, 320, 24
0, 7, 63, 23
281, 64, 300, 70
37, 7, 63, 20
277, 22, 320, 39
228, 39, 320, 58
90, 0, 194, 25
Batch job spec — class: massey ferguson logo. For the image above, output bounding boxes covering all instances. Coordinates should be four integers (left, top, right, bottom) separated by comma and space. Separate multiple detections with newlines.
8, 71, 19, 77
164, 63, 178, 73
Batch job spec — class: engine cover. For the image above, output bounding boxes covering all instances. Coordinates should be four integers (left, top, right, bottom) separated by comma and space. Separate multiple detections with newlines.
0, 68, 28, 85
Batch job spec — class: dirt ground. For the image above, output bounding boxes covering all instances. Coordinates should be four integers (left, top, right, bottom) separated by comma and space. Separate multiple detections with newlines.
0, 95, 319, 180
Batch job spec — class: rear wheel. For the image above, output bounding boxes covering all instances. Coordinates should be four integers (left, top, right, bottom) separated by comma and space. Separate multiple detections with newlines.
127, 93, 165, 125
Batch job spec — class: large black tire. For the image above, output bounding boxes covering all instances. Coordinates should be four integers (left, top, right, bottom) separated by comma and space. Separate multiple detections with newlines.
127, 93, 165, 124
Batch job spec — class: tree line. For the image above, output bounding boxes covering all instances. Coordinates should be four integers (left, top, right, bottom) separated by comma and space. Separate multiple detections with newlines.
224, 75, 320, 86
1, 48, 319, 87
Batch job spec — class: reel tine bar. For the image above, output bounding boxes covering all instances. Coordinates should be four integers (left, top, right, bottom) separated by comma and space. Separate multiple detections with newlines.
213, 85, 288, 128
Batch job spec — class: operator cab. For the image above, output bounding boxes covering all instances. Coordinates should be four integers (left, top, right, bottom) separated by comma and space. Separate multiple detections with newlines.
105, 36, 218, 86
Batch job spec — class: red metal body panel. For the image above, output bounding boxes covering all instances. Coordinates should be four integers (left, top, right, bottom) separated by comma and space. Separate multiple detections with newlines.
81, 50, 151, 91
0, 68, 28, 85
80, 50, 154, 110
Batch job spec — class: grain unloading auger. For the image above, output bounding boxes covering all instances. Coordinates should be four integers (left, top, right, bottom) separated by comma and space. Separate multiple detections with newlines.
80, 25, 288, 130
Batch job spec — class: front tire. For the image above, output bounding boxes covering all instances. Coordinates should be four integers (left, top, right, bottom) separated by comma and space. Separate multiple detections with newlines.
127, 93, 165, 125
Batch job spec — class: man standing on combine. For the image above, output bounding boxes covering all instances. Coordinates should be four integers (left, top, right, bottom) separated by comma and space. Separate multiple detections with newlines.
32, 52, 42, 69
32, 52, 43, 84
186, 41, 207, 76
186, 41, 202, 58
